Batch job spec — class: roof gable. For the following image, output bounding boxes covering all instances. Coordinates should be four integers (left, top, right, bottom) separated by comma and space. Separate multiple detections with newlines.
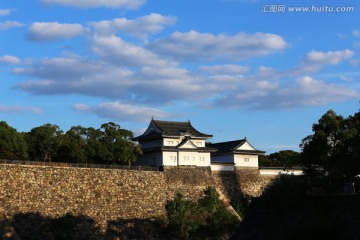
236, 141, 256, 151
133, 119, 213, 141
177, 138, 198, 149
208, 139, 265, 155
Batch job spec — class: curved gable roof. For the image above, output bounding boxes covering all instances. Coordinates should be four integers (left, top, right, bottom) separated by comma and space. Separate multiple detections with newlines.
208, 139, 265, 155
133, 119, 213, 141
152, 119, 212, 138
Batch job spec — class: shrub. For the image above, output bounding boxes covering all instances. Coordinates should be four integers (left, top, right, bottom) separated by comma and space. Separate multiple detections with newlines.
165, 187, 239, 239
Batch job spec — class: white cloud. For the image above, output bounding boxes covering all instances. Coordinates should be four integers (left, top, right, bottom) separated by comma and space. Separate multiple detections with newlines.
215, 76, 359, 109
306, 49, 354, 65
74, 101, 171, 122
40, 0, 145, 9
0, 105, 42, 114
199, 64, 250, 75
284, 49, 354, 76
0, 55, 20, 65
352, 30, 360, 38
91, 13, 176, 39
91, 34, 177, 67
0, 21, 23, 31
14, 56, 135, 98
26, 22, 88, 41
0, 9, 11, 16
147, 31, 288, 61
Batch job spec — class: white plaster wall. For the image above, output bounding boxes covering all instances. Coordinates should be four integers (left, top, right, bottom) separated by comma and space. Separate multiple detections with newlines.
162, 151, 178, 166
259, 168, 303, 175
210, 164, 234, 171
237, 141, 255, 151
178, 151, 211, 166
163, 138, 205, 147
163, 138, 181, 146
234, 154, 258, 167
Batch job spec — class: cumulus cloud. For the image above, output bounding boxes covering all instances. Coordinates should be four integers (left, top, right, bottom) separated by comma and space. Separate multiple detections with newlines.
40, 0, 145, 9
352, 30, 360, 38
91, 13, 176, 39
0, 105, 42, 114
147, 31, 288, 61
26, 22, 88, 41
0, 55, 20, 65
91, 34, 177, 67
0, 21, 23, 31
14, 56, 136, 98
0, 9, 11, 16
74, 101, 171, 122
290, 49, 354, 74
13, 54, 225, 105
199, 64, 250, 75
215, 76, 359, 110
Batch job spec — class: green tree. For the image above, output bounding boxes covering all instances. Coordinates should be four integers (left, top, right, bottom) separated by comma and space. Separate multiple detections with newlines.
268, 150, 300, 167
300, 110, 344, 173
26, 123, 63, 162
99, 122, 141, 165
300, 109, 360, 186
165, 187, 239, 239
57, 126, 88, 163
0, 121, 28, 160
259, 155, 273, 167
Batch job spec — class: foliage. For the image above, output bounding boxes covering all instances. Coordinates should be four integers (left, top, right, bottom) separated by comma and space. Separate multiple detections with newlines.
268, 150, 300, 167
300, 109, 360, 184
0, 121, 28, 160
165, 186, 239, 239
26, 123, 63, 162
0, 120, 142, 165
259, 150, 300, 167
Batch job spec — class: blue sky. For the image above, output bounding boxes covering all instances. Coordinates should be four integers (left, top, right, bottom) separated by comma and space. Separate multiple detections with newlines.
1, 0, 359, 153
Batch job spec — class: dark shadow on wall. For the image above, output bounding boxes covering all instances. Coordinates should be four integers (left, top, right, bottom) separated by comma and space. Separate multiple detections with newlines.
212, 171, 250, 216
11, 212, 169, 240
231, 175, 360, 240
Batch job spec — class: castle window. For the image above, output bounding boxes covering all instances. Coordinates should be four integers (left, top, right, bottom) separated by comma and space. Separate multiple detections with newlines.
244, 158, 249, 162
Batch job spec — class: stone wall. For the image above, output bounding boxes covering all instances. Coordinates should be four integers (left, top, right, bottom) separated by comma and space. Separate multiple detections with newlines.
212, 168, 276, 202
0, 164, 274, 239
0, 164, 214, 238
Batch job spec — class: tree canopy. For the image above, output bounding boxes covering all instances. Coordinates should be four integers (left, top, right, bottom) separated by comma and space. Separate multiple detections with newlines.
300, 109, 360, 181
0, 121, 142, 165
259, 150, 300, 167
0, 121, 28, 160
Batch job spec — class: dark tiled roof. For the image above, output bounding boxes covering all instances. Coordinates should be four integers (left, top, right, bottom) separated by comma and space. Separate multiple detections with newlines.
208, 139, 265, 154
152, 120, 212, 138
133, 119, 212, 141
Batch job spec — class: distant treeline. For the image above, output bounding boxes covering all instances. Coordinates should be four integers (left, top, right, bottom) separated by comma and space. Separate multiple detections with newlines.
259, 150, 300, 168
0, 121, 142, 165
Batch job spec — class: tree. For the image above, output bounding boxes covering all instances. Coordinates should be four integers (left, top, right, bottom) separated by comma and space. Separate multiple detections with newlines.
300, 109, 360, 184
26, 124, 63, 162
268, 150, 300, 167
300, 110, 344, 172
99, 122, 141, 165
0, 121, 28, 160
57, 126, 88, 163
165, 187, 239, 238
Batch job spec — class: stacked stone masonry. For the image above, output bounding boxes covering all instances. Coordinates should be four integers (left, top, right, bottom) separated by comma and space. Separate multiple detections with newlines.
0, 164, 274, 239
